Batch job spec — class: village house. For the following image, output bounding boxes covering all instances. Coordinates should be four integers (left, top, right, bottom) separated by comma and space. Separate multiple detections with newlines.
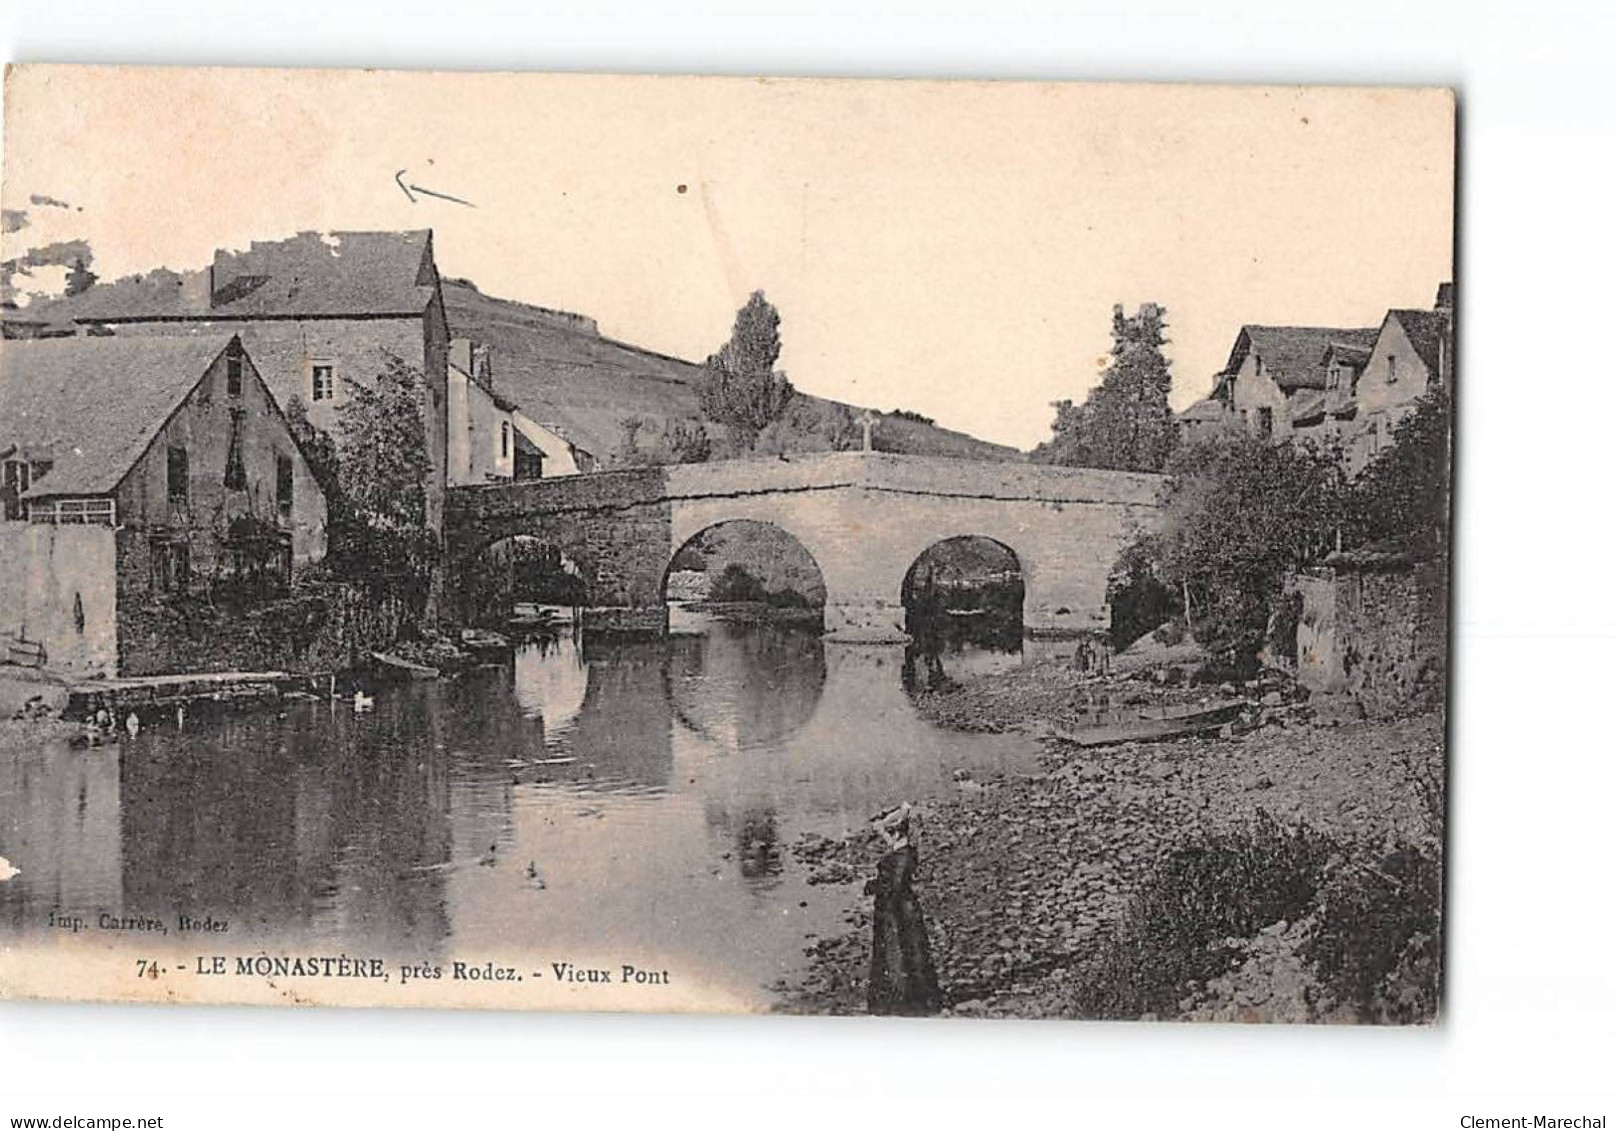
1219, 323, 1380, 443
0, 334, 327, 677
445, 338, 593, 485
5, 229, 451, 535
1345, 285, 1454, 473
1186, 283, 1453, 473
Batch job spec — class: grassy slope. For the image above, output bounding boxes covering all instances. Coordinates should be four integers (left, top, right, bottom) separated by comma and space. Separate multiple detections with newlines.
443, 279, 1024, 464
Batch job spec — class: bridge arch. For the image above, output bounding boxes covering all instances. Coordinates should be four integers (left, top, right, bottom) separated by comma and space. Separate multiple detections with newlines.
900, 534, 1025, 641
453, 532, 591, 627
663, 518, 827, 617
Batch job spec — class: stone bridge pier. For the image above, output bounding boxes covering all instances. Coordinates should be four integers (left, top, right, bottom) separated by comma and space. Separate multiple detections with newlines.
444, 452, 1163, 645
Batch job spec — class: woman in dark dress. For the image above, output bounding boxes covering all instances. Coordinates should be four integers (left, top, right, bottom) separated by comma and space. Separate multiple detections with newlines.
866, 804, 942, 1016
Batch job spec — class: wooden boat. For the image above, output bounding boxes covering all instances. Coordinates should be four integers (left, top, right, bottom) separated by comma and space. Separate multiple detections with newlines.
369, 652, 440, 680
1050, 698, 1246, 748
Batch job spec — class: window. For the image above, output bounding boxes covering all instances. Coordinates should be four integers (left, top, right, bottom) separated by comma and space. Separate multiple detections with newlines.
1257, 407, 1274, 439
1386, 354, 1398, 384
276, 453, 294, 514
151, 538, 191, 595
167, 446, 189, 505
224, 410, 247, 492
311, 363, 335, 402
501, 421, 511, 459
2, 459, 30, 520
226, 342, 244, 396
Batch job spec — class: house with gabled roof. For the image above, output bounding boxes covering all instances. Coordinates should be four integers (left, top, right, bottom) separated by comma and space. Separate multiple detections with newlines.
445, 337, 596, 485
0, 333, 327, 676
5, 229, 451, 545
1221, 324, 1382, 443
1348, 288, 1454, 473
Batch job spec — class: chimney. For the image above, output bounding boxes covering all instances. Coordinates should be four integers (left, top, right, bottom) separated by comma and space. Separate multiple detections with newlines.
473, 344, 494, 394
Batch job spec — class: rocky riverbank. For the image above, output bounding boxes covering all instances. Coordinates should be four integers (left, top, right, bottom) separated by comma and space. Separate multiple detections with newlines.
774, 657, 1443, 1022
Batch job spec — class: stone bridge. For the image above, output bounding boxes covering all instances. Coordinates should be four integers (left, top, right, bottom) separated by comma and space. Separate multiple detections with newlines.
444, 452, 1164, 642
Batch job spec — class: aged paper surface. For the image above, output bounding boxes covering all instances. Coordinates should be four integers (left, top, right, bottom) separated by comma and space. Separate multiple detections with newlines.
0, 66, 1453, 1018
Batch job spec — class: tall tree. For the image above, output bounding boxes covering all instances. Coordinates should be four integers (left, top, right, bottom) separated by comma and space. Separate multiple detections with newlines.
1032, 302, 1177, 472
333, 351, 437, 613
698, 290, 795, 449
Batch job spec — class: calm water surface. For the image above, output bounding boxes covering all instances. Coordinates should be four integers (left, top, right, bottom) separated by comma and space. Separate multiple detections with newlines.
1, 616, 1039, 1007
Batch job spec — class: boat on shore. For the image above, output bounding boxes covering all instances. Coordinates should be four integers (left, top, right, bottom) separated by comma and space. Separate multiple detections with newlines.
369, 652, 441, 680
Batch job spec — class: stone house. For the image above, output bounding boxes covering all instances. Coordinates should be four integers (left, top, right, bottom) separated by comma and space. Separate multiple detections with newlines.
1346, 291, 1454, 474
8, 230, 451, 536
1220, 324, 1380, 444
446, 338, 593, 484
0, 334, 327, 676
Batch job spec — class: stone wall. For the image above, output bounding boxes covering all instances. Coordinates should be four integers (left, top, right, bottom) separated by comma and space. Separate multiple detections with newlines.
0, 521, 118, 676
1295, 556, 1449, 718
117, 582, 408, 677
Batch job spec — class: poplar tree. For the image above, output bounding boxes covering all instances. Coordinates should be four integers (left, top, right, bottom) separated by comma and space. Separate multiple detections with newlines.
698, 290, 795, 449
1033, 302, 1177, 472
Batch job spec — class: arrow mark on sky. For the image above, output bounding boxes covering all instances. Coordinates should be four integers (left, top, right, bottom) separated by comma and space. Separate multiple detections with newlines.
395, 169, 476, 208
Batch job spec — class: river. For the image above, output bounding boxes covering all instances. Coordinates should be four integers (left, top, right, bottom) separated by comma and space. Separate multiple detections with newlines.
0, 615, 1042, 1009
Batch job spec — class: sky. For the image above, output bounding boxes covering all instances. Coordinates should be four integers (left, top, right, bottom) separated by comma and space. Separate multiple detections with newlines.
1, 66, 1454, 450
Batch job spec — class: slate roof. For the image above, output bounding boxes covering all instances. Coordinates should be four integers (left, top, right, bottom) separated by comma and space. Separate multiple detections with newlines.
0, 333, 236, 497
16, 230, 437, 325
1386, 309, 1450, 377
1226, 325, 1380, 390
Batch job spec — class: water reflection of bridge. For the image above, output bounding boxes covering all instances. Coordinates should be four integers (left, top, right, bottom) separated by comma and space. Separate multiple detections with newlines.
0, 625, 1042, 978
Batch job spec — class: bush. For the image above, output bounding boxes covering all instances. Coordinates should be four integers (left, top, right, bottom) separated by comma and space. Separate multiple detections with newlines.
1072, 812, 1333, 1018
706, 564, 813, 608
1305, 841, 1442, 1023
1107, 535, 1181, 652
1131, 433, 1352, 673
1071, 809, 1443, 1023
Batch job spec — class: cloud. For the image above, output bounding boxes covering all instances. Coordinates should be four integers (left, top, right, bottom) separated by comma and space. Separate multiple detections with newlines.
28, 192, 74, 210
2, 209, 29, 233
1, 237, 95, 305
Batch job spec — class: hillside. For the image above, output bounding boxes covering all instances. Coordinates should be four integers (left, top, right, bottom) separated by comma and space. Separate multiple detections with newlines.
442, 279, 1023, 465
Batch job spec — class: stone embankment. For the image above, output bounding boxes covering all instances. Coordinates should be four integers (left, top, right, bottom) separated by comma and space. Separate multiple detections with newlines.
774, 657, 1442, 1020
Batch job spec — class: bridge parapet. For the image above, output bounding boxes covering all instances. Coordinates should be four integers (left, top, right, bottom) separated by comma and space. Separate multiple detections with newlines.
446, 452, 1165, 515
